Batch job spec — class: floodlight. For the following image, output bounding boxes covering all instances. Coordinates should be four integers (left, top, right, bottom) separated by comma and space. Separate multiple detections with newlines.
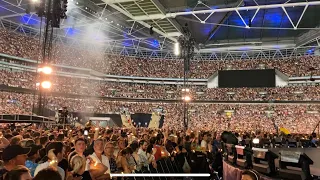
41, 66, 52, 74
41, 81, 52, 89
174, 42, 180, 56
31, 0, 39, 3
183, 96, 191, 102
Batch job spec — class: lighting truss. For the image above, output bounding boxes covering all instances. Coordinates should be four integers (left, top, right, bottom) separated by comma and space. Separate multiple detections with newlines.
104, 1, 178, 43
0, 0, 163, 48
129, 1, 319, 30
296, 25, 320, 47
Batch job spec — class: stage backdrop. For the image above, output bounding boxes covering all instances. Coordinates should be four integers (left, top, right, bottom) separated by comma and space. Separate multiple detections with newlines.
72, 112, 164, 128
131, 113, 164, 128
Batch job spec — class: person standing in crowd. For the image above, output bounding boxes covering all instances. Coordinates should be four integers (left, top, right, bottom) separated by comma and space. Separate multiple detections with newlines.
201, 132, 208, 151
70, 155, 93, 180
149, 137, 160, 161
2, 165, 32, 180
212, 134, 221, 154
34, 142, 65, 180
0, 145, 30, 179
146, 144, 157, 169
137, 140, 149, 172
38, 136, 48, 159
89, 139, 110, 174
68, 138, 86, 167
33, 168, 62, 180
115, 138, 126, 165
183, 135, 192, 153
0, 133, 10, 149
25, 144, 41, 177
118, 147, 134, 173
311, 133, 318, 147
130, 142, 142, 172
104, 142, 118, 173
104, 130, 113, 142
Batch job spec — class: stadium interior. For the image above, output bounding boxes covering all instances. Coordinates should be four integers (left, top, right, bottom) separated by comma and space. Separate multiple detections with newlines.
0, 0, 320, 179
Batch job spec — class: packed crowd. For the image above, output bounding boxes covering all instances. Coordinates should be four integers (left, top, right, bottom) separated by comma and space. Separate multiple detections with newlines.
1, 68, 320, 101
0, 121, 216, 180
1, 29, 319, 79
1, 91, 319, 134
0, 116, 318, 180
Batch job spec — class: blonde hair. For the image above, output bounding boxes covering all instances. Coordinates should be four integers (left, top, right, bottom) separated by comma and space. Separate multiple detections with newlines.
47, 149, 58, 169
70, 155, 86, 174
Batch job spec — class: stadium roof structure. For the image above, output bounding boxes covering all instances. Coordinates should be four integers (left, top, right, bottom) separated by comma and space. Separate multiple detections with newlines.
1, 0, 320, 59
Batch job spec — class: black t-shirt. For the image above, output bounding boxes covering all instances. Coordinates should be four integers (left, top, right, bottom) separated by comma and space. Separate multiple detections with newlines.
74, 171, 92, 180
0, 169, 8, 180
58, 158, 69, 173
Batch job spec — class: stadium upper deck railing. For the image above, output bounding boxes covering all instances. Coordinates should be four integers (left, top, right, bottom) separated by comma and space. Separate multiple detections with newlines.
0, 114, 56, 124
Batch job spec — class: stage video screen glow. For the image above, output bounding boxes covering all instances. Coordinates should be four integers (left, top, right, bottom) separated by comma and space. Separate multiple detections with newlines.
218, 69, 276, 88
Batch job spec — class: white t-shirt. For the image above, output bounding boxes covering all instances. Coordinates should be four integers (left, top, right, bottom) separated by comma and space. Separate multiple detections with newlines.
201, 140, 207, 150
89, 152, 110, 174
34, 161, 65, 180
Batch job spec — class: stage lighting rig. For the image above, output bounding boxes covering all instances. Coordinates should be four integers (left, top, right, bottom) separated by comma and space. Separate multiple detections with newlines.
27, 0, 68, 27
177, 23, 196, 129
27, 0, 68, 116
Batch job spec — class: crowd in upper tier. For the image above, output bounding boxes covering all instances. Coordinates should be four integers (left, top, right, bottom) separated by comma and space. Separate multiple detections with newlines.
0, 29, 319, 79
1, 68, 320, 101
1, 91, 319, 134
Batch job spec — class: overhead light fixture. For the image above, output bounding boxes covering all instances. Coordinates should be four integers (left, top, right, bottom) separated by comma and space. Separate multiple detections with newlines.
174, 42, 180, 56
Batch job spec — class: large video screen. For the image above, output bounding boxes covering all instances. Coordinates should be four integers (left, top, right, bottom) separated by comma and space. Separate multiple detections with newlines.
218, 69, 275, 88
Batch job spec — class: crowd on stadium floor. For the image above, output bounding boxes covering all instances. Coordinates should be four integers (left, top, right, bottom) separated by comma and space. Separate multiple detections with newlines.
0, 111, 318, 180
0, 120, 208, 180
1, 69, 320, 101
1, 91, 319, 134
0, 29, 319, 79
